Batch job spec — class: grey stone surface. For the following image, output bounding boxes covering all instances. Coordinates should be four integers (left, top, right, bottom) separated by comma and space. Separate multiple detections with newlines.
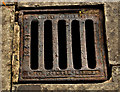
118, 2, 120, 66
104, 2, 119, 65
13, 81, 119, 91
112, 66, 120, 82
18, 2, 103, 7
2, 6, 15, 90
0, 3, 2, 92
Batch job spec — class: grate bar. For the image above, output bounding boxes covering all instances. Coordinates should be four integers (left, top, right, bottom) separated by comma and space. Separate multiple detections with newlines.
80, 21, 89, 69
38, 20, 45, 70
66, 19, 74, 70
52, 20, 59, 70
94, 21, 103, 69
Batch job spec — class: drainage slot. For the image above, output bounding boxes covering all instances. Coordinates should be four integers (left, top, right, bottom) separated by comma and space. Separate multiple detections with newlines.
85, 19, 96, 69
71, 20, 82, 69
30, 19, 38, 70
44, 20, 53, 70
58, 20, 67, 69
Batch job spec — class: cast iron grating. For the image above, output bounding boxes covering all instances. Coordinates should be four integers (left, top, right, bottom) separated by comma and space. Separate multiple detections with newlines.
19, 8, 107, 81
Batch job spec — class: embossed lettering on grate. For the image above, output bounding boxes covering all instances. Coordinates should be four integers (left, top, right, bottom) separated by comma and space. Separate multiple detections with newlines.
19, 8, 107, 81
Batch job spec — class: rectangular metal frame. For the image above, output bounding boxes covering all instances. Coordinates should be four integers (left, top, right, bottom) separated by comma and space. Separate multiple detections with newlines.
19, 8, 107, 81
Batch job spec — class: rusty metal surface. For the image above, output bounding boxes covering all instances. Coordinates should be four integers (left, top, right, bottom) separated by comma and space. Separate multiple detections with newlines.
19, 8, 107, 81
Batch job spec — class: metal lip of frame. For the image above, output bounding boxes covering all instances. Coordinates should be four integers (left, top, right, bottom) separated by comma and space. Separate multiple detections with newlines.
19, 8, 107, 81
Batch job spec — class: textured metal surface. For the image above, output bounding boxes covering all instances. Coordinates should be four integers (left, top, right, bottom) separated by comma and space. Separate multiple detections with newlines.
19, 8, 107, 81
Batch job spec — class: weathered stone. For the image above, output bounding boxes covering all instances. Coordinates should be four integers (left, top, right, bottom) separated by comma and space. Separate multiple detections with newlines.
0, 4, 2, 92
12, 22, 20, 83
18, 2, 103, 7
2, 6, 15, 90
112, 66, 120, 83
13, 82, 119, 91
104, 2, 119, 65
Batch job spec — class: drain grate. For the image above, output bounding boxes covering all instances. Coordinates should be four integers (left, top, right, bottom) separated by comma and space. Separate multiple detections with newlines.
19, 8, 107, 81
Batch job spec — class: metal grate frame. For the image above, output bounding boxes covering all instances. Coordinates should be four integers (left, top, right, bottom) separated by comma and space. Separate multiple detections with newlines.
18, 8, 107, 81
